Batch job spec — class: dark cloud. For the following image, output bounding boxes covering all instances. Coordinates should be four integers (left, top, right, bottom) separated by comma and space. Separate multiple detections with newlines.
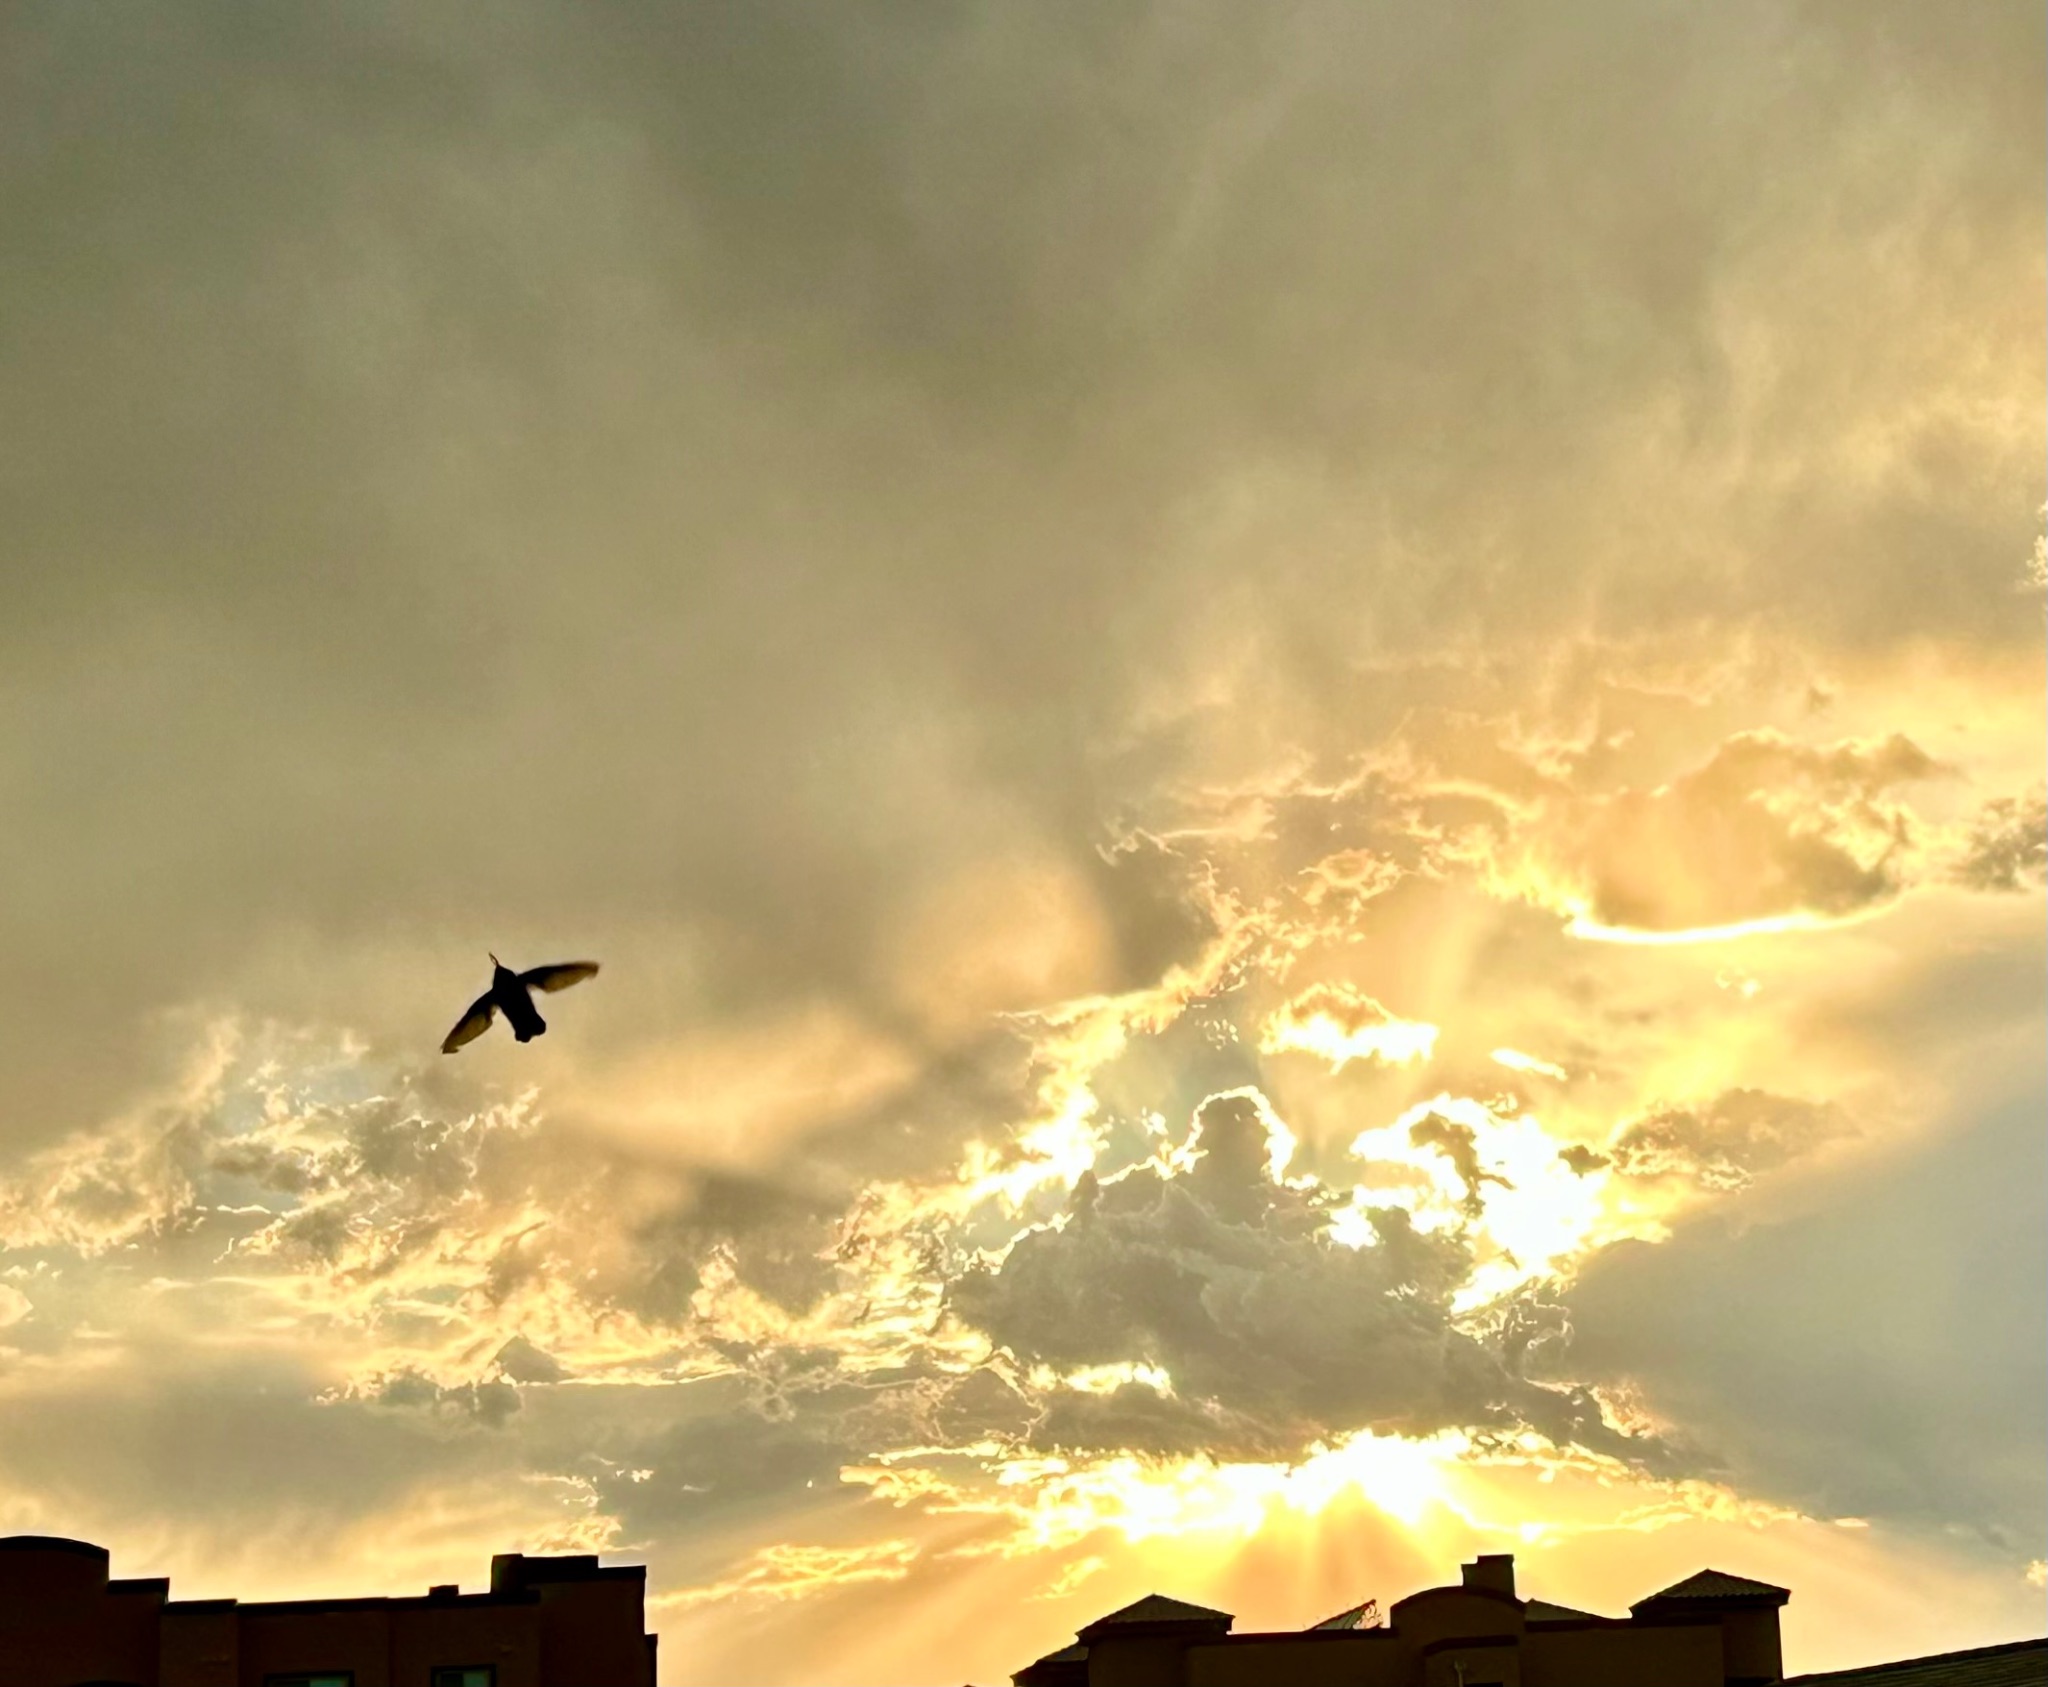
1, 0, 2037, 1149
589, 1396, 862, 1544
613, 1170, 848, 1327
1953, 790, 2048, 894
1560, 1082, 2048, 1549
950, 1094, 1632, 1461
492, 1334, 568, 1385
1030, 1381, 1300, 1464
357, 1366, 522, 1429
925, 1364, 1040, 1447
1407, 1112, 1509, 1216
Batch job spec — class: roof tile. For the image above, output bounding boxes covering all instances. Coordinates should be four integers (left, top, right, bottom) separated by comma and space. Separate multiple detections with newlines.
1783, 1637, 2048, 1687
1080, 1593, 1234, 1632
1633, 1568, 1791, 1608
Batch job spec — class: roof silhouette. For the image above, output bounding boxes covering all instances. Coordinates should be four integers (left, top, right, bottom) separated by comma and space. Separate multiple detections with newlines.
1633, 1568, 1791, 1607
0, 1535, 107, 1557
1030, 1643, 1087, 1663
1784, 1637, 2048, 1687
1310, 1599, 1382, 1631
1011, 1553, 2031, 1687
0, 1535, 656, 1683
1080, 1593, 1234, 1631
1525, 1598, 1601, 1623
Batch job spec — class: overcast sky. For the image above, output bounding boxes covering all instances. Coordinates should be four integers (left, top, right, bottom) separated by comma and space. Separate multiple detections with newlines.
1, 4, 2042, 1683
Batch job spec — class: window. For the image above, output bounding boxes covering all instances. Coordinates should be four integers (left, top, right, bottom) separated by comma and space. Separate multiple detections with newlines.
430, 1671, 496, 1687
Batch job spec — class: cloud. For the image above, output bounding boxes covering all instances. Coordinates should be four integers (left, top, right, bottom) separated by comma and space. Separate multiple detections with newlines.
586, 1391, 866, 1545
0, 0, 2036, 1146
0, 1027, 865, 1395
949, 1092, 1632, 1463
1952, 790, 2048, 893
1532, 731, 1947, 936
492, 1334, 569, 1385
1260, 985, 1439, 1071
1603, 1090, 1854, 1193
345, 1366, 523, 1429
1492, 1049, 1569, 1081
1559, 1081, 2047, 1549
656, 1537, 920, 1612
0, 1, 2038, 1673
0, 1348, 509, 1546
1405, 1111, 1510, 1216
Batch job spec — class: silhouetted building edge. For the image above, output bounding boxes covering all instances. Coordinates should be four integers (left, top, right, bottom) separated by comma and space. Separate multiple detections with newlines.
1782, 1636, 2048, 1687
1014, 1552, 1816, 1687
1013, 1557, 2046, 1687
0, 1534, 657, 1686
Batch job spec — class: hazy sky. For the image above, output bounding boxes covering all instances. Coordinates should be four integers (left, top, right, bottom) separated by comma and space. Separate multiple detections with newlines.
1, 4, 2042, 1683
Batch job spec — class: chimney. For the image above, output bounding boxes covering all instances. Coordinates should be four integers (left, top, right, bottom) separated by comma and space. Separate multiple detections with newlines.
1461, 1555, 1516, 1597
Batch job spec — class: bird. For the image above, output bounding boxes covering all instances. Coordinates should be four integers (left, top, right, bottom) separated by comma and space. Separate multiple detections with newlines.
442, 954, 600, 1053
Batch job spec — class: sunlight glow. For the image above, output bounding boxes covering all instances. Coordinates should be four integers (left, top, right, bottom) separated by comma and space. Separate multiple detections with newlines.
978, 1430, 1479, 1551
1491, 1048, 1569, 1080
841, 1425, 1817, 1580
1261, 983, 1440, 1071
1041, 1362, 1176, 1397
1342, 1095, 1656, 1302
651, 1539, 921, 1612
1563, 909, 1843, 946
961, 1092, 1105, 1210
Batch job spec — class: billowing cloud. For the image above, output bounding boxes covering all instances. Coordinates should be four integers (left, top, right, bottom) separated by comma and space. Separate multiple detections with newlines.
1568, 733, 1944, 932
1561, 1080, 2046, 1552
0, 1, 2040, 1680
1601, 1090, 1853, 1193
950, 1093, 1629, 1462
1953, 790, 2048, 894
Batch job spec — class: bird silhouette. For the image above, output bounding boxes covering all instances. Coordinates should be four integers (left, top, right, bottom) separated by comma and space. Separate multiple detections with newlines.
442, 954, 600, 1053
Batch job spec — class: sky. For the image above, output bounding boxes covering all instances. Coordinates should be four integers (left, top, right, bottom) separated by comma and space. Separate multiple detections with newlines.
0, 3, 2042, 1683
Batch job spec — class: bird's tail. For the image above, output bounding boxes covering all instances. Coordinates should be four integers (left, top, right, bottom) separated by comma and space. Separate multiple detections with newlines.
515, 1014, 547, 1043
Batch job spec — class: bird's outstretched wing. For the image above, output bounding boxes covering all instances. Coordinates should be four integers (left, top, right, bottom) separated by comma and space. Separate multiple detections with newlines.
442, 994, 497, 1053
520, 960, 600, 993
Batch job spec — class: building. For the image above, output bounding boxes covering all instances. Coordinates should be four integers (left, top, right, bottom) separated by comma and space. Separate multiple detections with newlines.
1010, 1553, 2045, 1687
0, 1534, 657, 1687
1012, 1554, 1789, 1687
1782, 1638, 2048, 1687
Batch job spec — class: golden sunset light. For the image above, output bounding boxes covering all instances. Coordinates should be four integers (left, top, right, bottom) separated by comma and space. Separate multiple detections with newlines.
0, 4, 2041, 1685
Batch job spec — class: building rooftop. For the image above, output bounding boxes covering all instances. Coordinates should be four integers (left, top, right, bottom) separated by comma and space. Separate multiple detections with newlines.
1784, 1638, 2048, 1687
1524, 1597, 1601, 1623
1012, 1552, 2042, 1687
0, 1533, 658, 1686
1309, 1598, 1382, 1631
1634, 1567, 1793, 1608
1030, 1642, 1087, 1663
1077, 1593, 1235, 1635
0, 1534, 107, 1558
